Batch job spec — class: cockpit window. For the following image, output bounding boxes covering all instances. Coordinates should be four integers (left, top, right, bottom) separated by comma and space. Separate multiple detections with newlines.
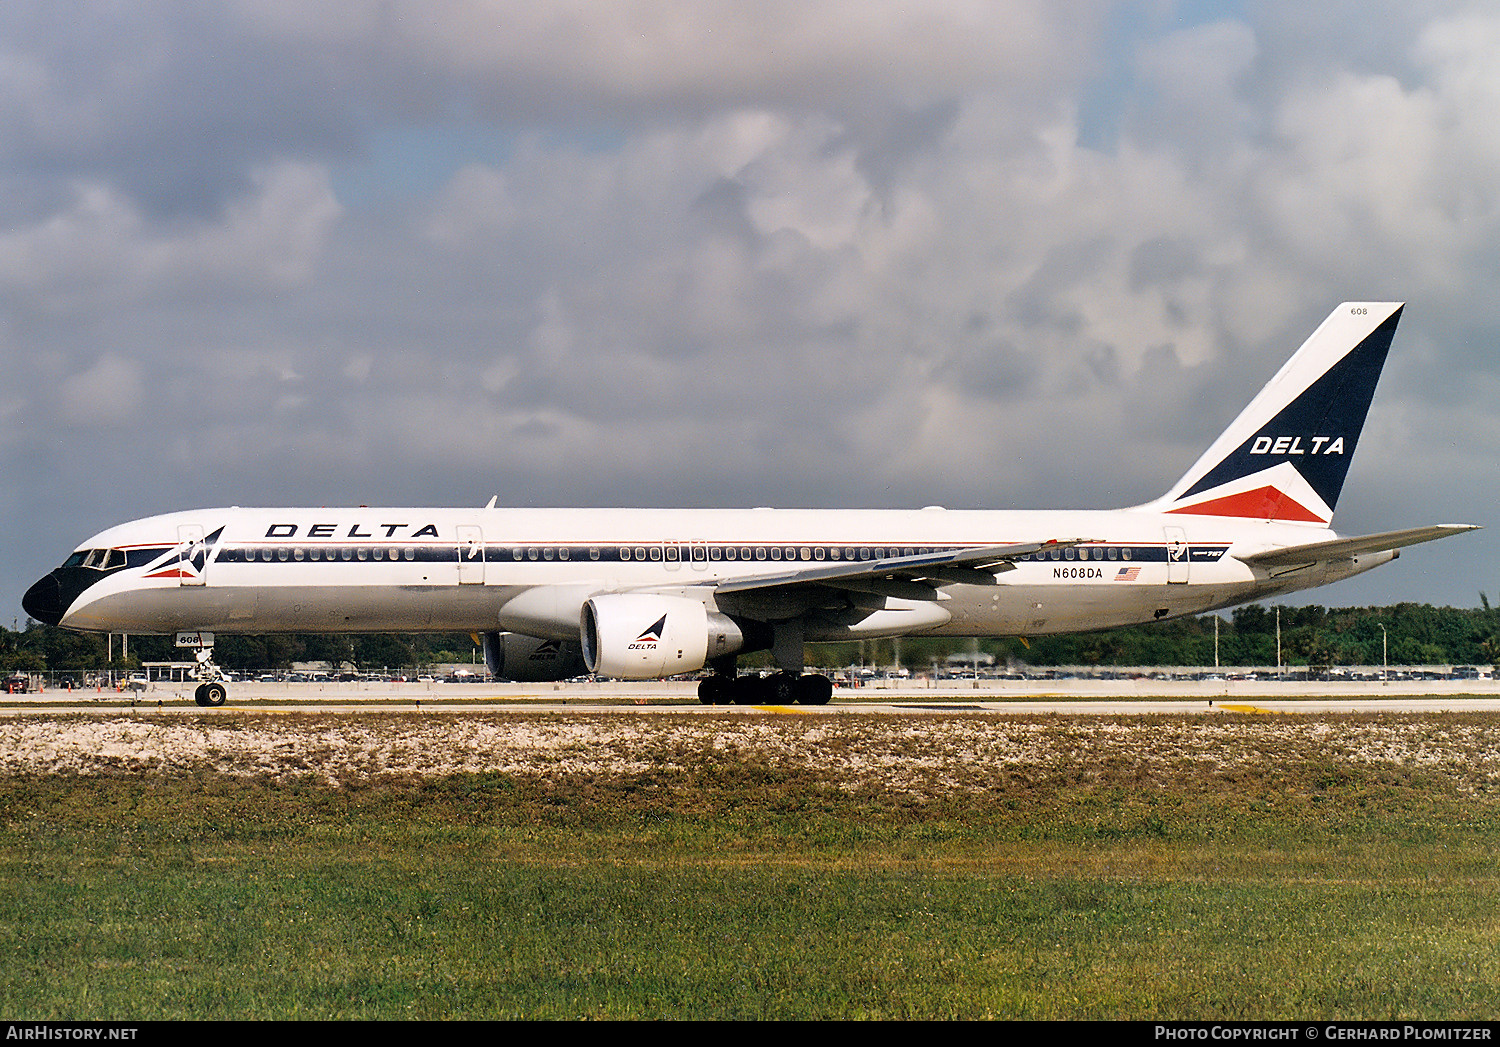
74, 549, 127, 571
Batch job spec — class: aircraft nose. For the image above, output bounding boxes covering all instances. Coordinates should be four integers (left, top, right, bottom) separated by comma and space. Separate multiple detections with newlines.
22, 574, 65, 627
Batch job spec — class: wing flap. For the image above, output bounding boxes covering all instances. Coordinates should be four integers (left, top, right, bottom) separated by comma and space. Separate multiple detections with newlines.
1237, 524, 1479, 568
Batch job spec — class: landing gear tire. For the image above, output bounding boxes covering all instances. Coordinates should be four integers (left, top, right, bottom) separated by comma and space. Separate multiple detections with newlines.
766, 672, 799, 705
731, 675, 763, 705
194, 682, 227, 707
795, 674, 833, 706
698, 676, 731, 705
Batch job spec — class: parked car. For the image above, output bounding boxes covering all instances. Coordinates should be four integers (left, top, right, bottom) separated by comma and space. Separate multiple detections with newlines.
3, 674, 27, 694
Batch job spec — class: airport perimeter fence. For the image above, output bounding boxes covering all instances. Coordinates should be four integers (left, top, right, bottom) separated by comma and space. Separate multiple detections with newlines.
3, 663, 1495, 696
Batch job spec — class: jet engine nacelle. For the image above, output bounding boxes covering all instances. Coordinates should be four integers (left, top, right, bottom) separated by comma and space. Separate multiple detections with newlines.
481, 631, 587, 682
582, 593, 747, 679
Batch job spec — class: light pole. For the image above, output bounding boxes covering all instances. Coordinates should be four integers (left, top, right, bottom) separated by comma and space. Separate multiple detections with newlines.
1276, 606, 1282, 679
1379, 623, 1388, 684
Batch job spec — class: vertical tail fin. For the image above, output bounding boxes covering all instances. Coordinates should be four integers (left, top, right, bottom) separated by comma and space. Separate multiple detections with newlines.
1143, 302, 1403, 525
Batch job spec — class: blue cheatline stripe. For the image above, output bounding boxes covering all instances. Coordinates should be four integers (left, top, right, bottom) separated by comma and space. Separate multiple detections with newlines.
216, 543, 1231, 566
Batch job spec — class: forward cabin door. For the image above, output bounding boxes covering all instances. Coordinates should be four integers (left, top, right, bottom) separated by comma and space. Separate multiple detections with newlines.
177, 524, 206, 586
457, 525, 485, 585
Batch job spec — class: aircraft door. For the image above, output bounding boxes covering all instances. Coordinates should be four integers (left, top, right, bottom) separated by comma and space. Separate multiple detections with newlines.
457, 525, 485, 584
178, 525, 207, 586
1164, 526, 1189, 584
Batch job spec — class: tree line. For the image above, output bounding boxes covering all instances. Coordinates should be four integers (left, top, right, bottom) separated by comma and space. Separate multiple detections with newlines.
6, 599, 1500, 674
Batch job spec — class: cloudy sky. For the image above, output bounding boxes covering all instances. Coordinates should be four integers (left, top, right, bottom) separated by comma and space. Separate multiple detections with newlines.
6, 0, 1499, 618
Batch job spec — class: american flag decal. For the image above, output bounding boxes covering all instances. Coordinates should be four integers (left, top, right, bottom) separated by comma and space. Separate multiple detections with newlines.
1114, 567, 1141, 582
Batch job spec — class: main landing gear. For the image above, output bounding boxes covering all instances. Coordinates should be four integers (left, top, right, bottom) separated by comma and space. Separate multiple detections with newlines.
696, 671, 834, 706
188, 644, 229, 707
696, 623, 833, 706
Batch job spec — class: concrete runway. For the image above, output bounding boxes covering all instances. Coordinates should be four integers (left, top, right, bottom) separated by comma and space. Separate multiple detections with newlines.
9, 676, 1500, 715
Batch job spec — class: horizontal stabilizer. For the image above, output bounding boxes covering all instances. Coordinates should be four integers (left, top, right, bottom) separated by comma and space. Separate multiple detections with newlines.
1236, 524, 1479, 568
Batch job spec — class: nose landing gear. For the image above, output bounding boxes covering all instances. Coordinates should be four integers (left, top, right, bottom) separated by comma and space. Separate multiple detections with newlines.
188, 643, 229, 707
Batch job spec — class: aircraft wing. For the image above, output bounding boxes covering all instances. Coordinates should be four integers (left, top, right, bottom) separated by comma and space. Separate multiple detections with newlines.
715, 538, 1094, 601
1235, 524, 1480, 568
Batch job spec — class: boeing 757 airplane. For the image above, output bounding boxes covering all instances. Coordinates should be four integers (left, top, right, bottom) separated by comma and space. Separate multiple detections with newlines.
23, 302, 1477, 706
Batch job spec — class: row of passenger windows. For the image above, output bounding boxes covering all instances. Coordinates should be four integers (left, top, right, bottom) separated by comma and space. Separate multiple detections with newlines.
1019, 547, 1133, 561
508, 544, 1141, 562
227, 543, 1167, 565
513, 545, 922, 563
239, 547, 415, 562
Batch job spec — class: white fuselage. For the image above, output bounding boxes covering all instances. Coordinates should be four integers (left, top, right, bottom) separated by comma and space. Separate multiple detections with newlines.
51, 505, 1389, 641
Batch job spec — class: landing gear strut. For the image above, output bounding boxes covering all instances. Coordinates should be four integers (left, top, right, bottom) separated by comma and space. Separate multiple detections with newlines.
189, 644, 229, 707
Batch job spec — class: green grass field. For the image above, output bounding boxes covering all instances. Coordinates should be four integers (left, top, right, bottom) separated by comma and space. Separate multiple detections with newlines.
2, 712, 1499, 1019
